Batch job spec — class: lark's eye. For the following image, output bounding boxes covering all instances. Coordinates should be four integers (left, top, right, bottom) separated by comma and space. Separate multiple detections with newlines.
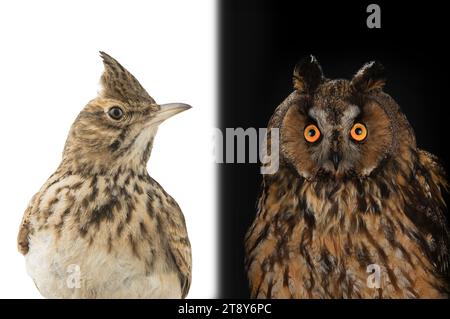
108, 106, 124, 120
350, 123, 367, 142
304, 124, 321, 143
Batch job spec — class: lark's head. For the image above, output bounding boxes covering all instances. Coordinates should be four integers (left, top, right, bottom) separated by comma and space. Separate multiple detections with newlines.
62, 52, 190, 174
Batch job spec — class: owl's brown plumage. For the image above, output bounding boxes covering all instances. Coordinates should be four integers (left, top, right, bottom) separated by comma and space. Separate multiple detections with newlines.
245, 56, 450, 298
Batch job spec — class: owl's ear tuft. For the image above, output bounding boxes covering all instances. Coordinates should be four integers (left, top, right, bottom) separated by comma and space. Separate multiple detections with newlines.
351, 61, 386, 93
98, 51, 155, 103
293, 55, 324, 94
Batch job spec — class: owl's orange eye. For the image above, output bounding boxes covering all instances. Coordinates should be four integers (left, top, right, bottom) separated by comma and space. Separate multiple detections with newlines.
350, 123, 367, 142
304, 124, 321, 143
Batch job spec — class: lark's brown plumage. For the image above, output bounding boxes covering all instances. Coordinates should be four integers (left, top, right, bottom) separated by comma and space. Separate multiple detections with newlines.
245, 56, 450, 298
18, 52, 192, 298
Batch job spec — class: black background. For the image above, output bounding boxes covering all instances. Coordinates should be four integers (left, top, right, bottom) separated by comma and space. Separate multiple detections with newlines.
219, 0, 450, 298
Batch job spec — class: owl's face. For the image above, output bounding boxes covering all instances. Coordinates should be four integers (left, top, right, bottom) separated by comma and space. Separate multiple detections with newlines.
280, 57, 398, 180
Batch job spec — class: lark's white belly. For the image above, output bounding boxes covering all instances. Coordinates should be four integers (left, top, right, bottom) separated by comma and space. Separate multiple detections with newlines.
25, 231, 181, 299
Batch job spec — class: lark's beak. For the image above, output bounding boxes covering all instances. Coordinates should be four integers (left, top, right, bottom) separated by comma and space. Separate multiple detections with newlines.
150, 103, 191, 125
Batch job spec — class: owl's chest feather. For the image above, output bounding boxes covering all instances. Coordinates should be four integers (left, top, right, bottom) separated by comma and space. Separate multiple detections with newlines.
246, 170, 448, 298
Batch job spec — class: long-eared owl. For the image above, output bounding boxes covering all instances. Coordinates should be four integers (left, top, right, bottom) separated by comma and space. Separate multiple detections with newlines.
245, 56, 450, 298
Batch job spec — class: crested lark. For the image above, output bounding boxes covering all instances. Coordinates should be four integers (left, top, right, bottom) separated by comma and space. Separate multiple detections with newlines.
17, 52, 192, 298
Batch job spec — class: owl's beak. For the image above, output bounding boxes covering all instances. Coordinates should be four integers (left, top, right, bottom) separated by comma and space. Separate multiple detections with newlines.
330, 152, 341, 170
149, 103, 191, 126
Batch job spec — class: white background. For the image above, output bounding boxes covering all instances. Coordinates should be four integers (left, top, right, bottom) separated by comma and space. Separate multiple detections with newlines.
0, 0, 217, 298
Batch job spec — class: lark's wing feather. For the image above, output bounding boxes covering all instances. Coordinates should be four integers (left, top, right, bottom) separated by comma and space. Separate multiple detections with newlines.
17, 193, 39, 255
148, 180, 192, 298
157, 197, 192, 298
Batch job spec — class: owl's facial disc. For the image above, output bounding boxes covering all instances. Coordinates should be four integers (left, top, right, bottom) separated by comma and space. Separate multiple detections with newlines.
281, 93, 393, 180
280, 58, 395, 180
